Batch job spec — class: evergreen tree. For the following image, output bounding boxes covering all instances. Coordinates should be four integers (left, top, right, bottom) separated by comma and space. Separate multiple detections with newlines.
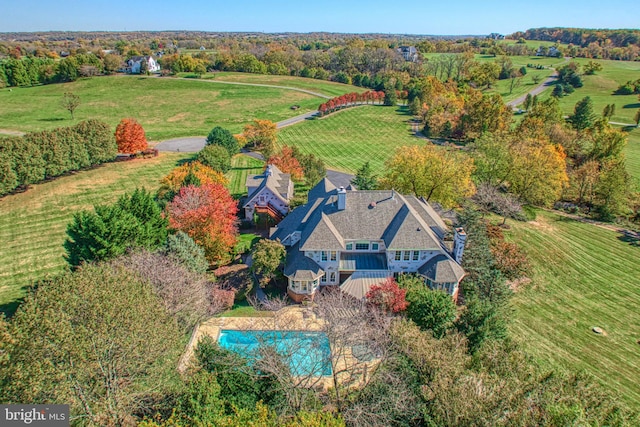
569, 96, 596, 132
206, 126, 239, 156
65, 189, 167, 266
351, 161, 378, 190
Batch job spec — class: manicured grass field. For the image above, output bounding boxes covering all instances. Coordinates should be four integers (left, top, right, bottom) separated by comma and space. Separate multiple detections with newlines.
624, 128, 640, 182
548, 58, 640, 124
0, 75, 323, 140
506, 210, 640, 409
0, 152, 193, 313
186, 72, 366, 98
227, 154, 264, 198
277, 105, 416, 174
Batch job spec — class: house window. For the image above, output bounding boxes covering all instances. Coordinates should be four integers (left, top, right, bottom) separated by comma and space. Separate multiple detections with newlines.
395, 251, 402, 261
330, 272, 336, 282
321, 273, 327, 283
346, 243, 353, 250
371, 242, 379, 251
403, 251, 410, 261
321, 251, 328, 261
412, 251, 420, 261
355, 242, 369, 250
330, 251, 337, 261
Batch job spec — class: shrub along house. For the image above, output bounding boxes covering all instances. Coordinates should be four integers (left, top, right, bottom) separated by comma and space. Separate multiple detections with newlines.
270, 178, 466, 303
244, 164, 294, 224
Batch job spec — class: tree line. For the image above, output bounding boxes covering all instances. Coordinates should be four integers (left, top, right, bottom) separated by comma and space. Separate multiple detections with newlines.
0, 120, 117, 196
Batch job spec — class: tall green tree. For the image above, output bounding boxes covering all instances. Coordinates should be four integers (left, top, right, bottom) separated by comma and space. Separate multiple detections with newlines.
351, 161, 378, 190
64, 188, 167, 266
206, 126, 239, 156
399, 275, 456, 338
197, 144, 232, 173
569, 96, 596, 132
251, 239, 286, 287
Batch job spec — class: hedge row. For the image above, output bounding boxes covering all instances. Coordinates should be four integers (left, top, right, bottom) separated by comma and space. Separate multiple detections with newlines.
0, 120, 117, 196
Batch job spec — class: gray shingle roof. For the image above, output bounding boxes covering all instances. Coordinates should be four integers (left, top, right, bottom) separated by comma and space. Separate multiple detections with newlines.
244, 164, 292, 208
418, 253, 466, 283
283, 244, 323, 281
272, 182, 446, 251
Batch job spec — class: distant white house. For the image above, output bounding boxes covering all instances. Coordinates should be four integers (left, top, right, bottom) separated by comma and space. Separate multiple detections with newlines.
397, 46, 419, 62
536, 46, 562, 58
126, 56, 160, 74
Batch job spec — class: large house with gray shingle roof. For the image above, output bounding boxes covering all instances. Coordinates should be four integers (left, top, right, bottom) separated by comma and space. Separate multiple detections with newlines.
270, 177, 467, 303
244, 164, 294, 223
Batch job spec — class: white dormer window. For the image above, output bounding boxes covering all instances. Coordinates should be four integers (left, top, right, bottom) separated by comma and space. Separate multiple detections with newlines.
412, 251, 420, 261
355, 242, 369, 250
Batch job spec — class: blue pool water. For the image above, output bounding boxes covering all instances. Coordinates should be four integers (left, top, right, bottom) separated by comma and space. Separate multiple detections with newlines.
218, 330, 332, 376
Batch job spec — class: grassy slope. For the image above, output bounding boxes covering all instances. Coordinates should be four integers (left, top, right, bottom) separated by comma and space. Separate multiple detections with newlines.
277, 105, 416, 174
0, 152, 269, 311
624, 129, 640, 182
227, 154, 264, 198
0, 76, 323, 140
194, 72, 367, 98
0, 153, 192, 311
507, 210, 640, 409
550, 58, 640, 124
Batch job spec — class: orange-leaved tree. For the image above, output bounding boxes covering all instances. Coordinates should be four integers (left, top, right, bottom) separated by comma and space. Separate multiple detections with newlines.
167, 183, 238, 266
115, 118, 148, 154
158, 161, 229, 201
242, 119, 277, 158
267, 146, 304, 181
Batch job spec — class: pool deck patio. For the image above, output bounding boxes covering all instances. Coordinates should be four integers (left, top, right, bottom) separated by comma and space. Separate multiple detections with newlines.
178, 305, 379, 389
179, 305, 324, 373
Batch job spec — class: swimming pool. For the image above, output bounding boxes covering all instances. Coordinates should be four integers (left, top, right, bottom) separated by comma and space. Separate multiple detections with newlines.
218, 329, 332, 376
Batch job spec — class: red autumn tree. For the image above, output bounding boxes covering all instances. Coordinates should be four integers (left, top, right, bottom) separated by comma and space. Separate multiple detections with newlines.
115, 118, 148, 154
366, 277, 408, 313
267, 146, 304, 181
167, 183, 238, 266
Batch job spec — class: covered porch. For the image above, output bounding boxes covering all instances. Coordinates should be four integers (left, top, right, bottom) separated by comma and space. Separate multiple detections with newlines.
338, 253, 388, 283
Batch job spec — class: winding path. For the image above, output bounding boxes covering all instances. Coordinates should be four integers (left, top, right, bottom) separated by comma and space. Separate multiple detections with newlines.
507, 57, 570, 108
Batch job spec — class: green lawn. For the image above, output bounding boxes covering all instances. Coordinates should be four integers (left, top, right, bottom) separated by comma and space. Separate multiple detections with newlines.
234, 232, 261, 255
548, 58, 640, 124
624, 128, 640, 182
506, 210, 640, 409
277, 105, 416, 174
0, 152, 193, 313
184, 72, 366, 98
227, 154, 264, 198
422, 54, 559, 104
0, 75, 323, 140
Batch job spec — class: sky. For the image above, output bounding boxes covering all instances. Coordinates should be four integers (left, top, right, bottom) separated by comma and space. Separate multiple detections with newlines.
1, 0, 637, 35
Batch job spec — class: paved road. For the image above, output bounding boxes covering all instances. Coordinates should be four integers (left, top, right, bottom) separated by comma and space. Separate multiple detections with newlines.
156, 110, 320, 152
507, 74, 558, 108
507, 57, 570, 108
